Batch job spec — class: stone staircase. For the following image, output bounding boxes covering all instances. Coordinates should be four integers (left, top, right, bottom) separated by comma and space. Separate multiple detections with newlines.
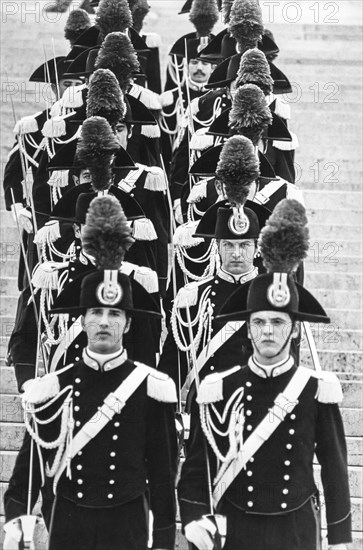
1, 1, 362, 548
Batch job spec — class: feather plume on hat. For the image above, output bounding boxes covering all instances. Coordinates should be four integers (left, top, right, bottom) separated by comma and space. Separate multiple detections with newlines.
229, 84, 272, 145
95, 32, 140, 92
259, 199, 310, 274
221, 0, 234, 24
189, 0, 219, 37
76, 116, 120, 192
81, 195, 134, 269
96, 0, 133, 41
228, 0, 264, 55
236, 48, 274, 96
87, 68, 127, 128
215, 135, 259, 206
64, 9, 92, 44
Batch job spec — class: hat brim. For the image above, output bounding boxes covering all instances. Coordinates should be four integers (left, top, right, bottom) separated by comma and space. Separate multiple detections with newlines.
194, 199, 271, 239
50, 270, 162, 318
189, 145, 277, 180
49, 183, 145, 223
216, 280, 331, 323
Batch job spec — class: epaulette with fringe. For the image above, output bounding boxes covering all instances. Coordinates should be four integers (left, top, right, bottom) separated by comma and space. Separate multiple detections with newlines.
31, 261, 68, 290
61, 83, 87, 109
140, 124, 161, 139
312, 370, 344, 404
142, 165, 168, 191
273, 131, 299, 151
175, 277, 214, 309
187, 179, 209, 204
13, 112, 42, 135
190, 128, 214, 151
120, 261, 159, 293
173, 221, 204, 248
22, 363, 74, 406
42, 116, 67, 138
132, 217, 158, 240
197, 365, 242, 404
134, 362, 178, 402
128, 83, 162, 110
34, 220, 61, 245
143, 32, 162, 48
48, 170, 69, 188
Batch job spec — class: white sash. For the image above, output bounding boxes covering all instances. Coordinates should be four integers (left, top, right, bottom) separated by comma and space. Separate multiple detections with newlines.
254, 178, 286, 205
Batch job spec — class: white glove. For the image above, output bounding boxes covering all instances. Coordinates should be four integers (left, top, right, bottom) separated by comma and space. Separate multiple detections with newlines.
184, 518, 216, 550
173, 199, 183, 226
3, 519, 23, 550
11, 203, 33, 233
21, 379, 34, 393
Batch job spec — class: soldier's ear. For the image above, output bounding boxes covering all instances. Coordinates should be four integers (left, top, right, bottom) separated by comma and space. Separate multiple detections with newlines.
247, 321, 252, 340
124, 316, 131, 334
292, 320, 300, 340
81, 315, 86, 331
72, 174, 80, 186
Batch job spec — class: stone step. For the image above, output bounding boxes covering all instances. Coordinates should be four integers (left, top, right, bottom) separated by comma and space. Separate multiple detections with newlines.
308, 224, 361, 241
304, 191, 363, 211
304, 239, 363, 259
322, 309, 362, 329
301, 288, 362, 310
304, 271, 362, 291
299, 347, 363, 374
346, 436, 363, 467
301, 326, 362, 352
305, 256, 362, 274
268, 22, 363, 41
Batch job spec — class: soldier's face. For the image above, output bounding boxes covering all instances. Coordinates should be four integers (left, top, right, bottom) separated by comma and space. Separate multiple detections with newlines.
74, 169, 92, 186
219, 239, 256, 274
115, 122, 131, 149
248, 311, 298, 361
188, 59, 213, 83
57, 78, 83, 98
83, 307, 130, 354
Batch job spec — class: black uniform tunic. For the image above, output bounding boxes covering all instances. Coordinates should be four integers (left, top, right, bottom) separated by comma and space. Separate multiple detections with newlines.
178, 359, 352, 548
4, 353, 177, 549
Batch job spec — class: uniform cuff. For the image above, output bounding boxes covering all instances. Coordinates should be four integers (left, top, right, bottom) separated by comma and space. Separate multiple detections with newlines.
179, 498, 209, 529
15, 363, 36, 393
327, 512, 352, 545
152, 524, 176, 549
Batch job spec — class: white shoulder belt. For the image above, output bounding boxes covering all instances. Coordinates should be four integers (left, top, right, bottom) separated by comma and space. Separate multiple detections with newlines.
53, 363, 152, 492
212, 366, 313, 507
